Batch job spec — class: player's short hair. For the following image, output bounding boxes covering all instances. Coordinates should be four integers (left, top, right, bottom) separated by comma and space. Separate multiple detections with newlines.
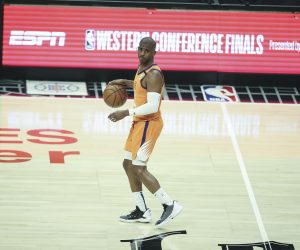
140, 37, 156, 51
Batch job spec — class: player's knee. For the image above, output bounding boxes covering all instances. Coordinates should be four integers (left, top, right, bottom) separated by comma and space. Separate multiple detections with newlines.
133, 165, 146, 177
123, 159, 131, 172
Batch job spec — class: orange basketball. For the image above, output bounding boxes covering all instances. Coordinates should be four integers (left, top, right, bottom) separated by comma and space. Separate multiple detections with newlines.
103, 84, 128, 108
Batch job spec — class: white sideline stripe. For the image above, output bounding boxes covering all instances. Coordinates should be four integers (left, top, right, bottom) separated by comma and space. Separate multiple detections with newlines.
220, 103, 271, 247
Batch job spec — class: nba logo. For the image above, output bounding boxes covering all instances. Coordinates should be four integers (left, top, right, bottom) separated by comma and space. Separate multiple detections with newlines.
85, 29, 95, 50
201, 85, 239, 102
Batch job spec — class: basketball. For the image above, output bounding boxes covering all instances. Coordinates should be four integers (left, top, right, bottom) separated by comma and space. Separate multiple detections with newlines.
103, 84, 128, 108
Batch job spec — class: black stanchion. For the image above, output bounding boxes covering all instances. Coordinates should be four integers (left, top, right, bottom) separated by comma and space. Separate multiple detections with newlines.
121, 230, 187, 250
218, 241, 295, 250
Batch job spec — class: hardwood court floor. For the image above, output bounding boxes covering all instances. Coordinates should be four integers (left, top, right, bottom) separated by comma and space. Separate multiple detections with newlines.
0, 96, 299, 250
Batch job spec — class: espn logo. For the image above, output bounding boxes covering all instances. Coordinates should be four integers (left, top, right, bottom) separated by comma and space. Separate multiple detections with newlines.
9, 31, 66, 46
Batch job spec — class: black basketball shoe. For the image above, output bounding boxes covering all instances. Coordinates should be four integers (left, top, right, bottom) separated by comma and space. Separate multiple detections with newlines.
155, 201, 182, 228
119, 206, 151, 223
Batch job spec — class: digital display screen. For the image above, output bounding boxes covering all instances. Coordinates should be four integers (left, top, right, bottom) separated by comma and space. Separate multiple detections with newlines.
3, 5, 300, 74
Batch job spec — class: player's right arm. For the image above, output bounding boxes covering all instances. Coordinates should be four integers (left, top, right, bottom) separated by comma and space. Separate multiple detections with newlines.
108, 79, 133, 89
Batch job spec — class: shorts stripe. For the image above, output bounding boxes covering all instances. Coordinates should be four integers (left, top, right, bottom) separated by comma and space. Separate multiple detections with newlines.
140, 121, 149, 147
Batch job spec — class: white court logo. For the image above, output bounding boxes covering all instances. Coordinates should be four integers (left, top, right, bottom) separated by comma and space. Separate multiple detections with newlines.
9, 31, 66, 46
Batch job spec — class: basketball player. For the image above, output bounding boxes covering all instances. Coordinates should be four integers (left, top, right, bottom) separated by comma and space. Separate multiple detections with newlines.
108, 37, 182, 228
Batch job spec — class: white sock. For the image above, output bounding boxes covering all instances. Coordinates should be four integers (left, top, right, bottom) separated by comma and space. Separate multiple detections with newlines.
133, 191, 147, 212
154, 188, 173, 206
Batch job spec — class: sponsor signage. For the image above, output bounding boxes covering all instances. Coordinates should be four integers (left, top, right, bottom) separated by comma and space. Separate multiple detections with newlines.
201, 85, 239, 102
2, 5, 300, 74
26, 81, 88, 96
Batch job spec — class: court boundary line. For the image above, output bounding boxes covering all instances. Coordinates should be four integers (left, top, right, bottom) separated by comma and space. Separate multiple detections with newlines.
220, 102, 272, 249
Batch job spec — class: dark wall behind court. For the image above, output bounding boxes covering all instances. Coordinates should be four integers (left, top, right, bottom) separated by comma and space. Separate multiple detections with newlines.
2, 66, 300, 87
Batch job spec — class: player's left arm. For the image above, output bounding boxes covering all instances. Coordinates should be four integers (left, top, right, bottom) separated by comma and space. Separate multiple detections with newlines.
145, 70, 163, 94
108, 70, 163, 122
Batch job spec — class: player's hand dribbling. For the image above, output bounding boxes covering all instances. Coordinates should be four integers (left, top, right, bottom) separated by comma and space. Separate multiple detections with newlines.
108, 79, 133, 89
108, 110, 129, 122
108, 79, 127, 87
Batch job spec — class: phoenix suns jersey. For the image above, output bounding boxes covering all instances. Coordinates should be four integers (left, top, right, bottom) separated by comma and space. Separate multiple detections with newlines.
133, 64, 164, 122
